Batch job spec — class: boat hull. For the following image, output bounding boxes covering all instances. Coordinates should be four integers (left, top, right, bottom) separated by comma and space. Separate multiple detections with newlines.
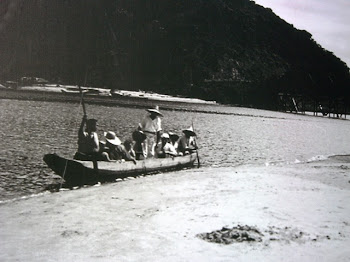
43, 153, 197, 186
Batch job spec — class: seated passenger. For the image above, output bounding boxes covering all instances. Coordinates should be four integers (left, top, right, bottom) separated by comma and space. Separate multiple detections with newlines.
168, 132, 179, 150
132, 130, 147, 160
101, 131, 122, 162
102, 131, 137, 164
177, 127, 197, 155
124, 139, 136, 158
122, 139, 137, 164
156, 133, 178, 158
74, 115, 100, 160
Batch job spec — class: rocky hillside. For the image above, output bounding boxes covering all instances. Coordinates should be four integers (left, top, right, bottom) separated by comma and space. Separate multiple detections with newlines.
0, 0, 349, 107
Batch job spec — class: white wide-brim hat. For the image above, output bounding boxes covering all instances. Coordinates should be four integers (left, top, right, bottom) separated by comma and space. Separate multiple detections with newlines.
104, 131, 122, 145
147, 105, 163, 116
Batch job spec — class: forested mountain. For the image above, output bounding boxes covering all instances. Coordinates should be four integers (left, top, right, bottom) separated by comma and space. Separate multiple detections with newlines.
0, 0, 349, 108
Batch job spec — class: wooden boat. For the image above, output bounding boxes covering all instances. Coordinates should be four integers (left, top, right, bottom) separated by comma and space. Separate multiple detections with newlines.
43, 153, 198, 186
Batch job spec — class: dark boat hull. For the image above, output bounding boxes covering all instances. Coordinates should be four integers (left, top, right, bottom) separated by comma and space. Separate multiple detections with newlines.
43, 153, 197, 186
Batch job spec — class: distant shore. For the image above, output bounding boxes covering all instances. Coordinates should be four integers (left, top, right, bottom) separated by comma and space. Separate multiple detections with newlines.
0, 84, 215, 103
0, 156, 349, 261
0, 85, 227, 116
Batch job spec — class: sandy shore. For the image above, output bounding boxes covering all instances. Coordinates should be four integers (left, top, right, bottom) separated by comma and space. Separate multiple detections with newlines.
1, 84, 216, 104
0, 156, 349, 261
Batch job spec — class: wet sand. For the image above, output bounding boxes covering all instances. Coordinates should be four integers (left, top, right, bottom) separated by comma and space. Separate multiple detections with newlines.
0, 156, 349, 261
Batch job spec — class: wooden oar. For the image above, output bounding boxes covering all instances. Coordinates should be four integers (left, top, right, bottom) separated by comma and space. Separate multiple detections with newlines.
192, 122, 200, 168
78, 85, 87, 117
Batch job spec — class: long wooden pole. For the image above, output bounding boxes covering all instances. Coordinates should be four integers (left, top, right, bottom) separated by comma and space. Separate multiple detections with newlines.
78, 85, 87, 117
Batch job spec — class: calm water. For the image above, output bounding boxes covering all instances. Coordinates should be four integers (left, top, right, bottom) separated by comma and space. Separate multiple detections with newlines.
1, 99, 350, 200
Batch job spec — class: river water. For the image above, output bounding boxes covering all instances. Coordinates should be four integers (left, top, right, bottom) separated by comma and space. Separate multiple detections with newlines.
1, 98, 350, 201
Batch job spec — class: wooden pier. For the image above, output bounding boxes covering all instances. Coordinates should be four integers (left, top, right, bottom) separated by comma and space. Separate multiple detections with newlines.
277, 93, 347, 119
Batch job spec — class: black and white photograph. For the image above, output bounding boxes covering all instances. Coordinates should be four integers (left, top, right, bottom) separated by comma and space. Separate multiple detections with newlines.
0, 0, 349, 261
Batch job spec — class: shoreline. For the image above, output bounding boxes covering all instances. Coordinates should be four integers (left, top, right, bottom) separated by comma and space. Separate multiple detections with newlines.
0, 86, 229, 116
2, 86, 348, 120
0, 157, 349, 261
0, 84, 216, 103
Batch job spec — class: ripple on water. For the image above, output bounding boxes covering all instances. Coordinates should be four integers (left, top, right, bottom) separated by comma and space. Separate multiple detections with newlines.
1, 99, 350, 200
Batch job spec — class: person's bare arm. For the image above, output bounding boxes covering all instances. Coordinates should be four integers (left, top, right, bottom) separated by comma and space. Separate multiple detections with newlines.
92, 132, 100, 153
78, 115, 87, 140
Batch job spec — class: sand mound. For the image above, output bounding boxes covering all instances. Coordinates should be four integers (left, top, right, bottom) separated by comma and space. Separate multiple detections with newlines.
197, 224, 326, 245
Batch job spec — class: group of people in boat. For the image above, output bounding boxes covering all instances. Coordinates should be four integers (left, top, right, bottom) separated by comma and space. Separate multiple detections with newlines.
73, 106, 198, 163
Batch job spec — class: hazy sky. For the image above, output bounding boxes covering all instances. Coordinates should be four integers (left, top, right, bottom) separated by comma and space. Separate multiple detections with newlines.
253, 0, 350, 67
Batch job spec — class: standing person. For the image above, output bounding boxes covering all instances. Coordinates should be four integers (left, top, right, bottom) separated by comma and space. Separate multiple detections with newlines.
138, 105, 163, 158
177, 127, 197, 155
74, 115, 100, 160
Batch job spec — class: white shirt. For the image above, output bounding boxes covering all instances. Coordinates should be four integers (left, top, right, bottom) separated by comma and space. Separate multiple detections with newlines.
163, 142, 178, 156
140, 115, 162, 133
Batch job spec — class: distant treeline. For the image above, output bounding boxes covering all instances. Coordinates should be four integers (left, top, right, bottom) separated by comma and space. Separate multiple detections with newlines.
0, 0, 349, 108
